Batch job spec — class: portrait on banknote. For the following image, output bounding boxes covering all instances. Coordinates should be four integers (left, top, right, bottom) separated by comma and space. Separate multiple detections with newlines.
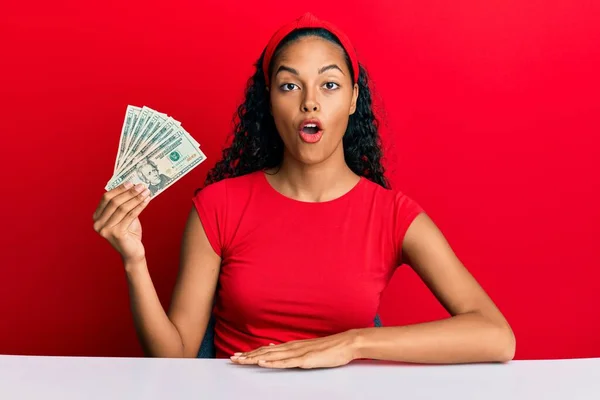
135, 158, 173, 196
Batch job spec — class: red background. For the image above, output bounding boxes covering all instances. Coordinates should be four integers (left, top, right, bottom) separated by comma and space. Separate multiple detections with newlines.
1, 1, 599, 360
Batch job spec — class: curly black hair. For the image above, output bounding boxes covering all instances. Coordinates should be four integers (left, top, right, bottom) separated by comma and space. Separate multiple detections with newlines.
203, 27, 390, 189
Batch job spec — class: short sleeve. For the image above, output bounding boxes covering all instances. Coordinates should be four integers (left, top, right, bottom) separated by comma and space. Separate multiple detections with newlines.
191, 181, 228, 257
394, 191, 425, 265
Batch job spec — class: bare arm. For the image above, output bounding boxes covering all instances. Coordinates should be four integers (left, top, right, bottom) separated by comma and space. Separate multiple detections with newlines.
125, 207, 221, 358
166, 207, 221, 357
93, 182, 221, 359
353, 213, 516, 363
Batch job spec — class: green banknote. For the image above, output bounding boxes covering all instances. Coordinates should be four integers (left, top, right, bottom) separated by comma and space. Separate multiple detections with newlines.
108, 105, 206, 198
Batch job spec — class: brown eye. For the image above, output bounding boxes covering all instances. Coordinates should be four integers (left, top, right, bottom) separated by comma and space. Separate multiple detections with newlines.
323, 82, 340, 90
280, 83, 299, 91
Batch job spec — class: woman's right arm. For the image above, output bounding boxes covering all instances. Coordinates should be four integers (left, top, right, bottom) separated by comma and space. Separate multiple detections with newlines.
93, 183, 221, 358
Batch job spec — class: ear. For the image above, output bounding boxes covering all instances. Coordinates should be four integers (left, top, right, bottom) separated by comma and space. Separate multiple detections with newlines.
349, 83, 359, 115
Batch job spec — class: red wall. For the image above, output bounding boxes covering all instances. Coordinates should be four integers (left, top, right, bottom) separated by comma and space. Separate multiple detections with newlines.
1, 1, 599, 360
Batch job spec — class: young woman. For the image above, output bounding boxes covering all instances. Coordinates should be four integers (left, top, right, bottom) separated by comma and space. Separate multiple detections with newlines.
93, 13, 515, 369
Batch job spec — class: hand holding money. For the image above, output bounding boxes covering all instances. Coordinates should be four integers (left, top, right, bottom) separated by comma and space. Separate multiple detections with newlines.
93, 182, 151, 264
105, 105, 207, 199
95, 105, 207, 263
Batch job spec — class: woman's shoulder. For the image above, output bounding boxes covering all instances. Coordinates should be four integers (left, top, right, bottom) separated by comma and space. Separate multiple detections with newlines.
359, 177, 425, 247
359, 176, 416, 200
359, 176, 424, 216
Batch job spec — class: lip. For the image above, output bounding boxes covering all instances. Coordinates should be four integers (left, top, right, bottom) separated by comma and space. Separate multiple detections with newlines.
298, 118, 322, 131
298, 118, 324, 143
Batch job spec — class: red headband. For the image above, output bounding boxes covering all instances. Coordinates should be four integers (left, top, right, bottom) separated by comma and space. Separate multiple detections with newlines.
262, 12, 360, 87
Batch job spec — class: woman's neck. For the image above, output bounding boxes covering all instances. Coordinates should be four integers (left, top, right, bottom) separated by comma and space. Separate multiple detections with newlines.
265, 149, 360, 203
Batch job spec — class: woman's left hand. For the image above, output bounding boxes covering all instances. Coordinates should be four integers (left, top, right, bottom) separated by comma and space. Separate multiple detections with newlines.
230, 330, 361, 369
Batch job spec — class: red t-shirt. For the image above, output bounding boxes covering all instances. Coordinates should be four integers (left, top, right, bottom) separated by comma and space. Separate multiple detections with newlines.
192, 170, 424, 358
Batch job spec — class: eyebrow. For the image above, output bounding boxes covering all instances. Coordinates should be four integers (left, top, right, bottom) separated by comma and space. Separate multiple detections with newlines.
318, 64, 344, 75
275, 64, 345, 78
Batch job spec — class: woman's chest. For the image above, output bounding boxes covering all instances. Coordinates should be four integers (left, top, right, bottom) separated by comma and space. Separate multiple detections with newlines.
217, 211, 398, 330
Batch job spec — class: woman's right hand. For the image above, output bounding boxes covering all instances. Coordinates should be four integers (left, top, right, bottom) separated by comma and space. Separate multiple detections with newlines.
93, 182, 152, 264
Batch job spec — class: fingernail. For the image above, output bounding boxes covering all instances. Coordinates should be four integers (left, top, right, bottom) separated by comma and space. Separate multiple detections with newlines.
142, 189, 151, 197
237, 356, 246, 360
124, 182, 133, 189
269, 343, 275, 346
135, 184, 145, 192
234, 352, 242, 356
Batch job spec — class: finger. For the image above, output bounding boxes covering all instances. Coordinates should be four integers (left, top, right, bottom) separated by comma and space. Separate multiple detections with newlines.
93, 182, 133, 221
258, 357, 307, 369
103, 188, 151, 229
234, 345, 271, 358
232, 348, 304, 365
94, 184, 147, 230
94, 183, 142, 227
233, 342, 315, 364
238, 338, 313, 358
254, 349, 304, 362
118, 193, 151, 229
237, 343, 294, 359
230, 356, 259, 365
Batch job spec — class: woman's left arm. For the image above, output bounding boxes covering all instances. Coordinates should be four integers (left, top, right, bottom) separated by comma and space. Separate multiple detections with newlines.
232, 213, 515, 368
352, 213, 516, 364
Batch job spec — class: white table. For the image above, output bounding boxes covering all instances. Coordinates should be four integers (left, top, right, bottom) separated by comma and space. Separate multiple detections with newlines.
0, 355, 598, 399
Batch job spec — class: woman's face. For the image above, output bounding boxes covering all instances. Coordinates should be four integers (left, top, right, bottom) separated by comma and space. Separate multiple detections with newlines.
269, 36, 359, 166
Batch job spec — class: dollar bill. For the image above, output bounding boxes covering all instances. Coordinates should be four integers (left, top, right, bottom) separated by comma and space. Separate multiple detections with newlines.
121, 109, 167, 170
118, 106, 152, 170
106, 126, 206, 198
114, 105, 141, 173
116, 117, 179, 176
122, 107, 142, 159
148, 111, 199, 148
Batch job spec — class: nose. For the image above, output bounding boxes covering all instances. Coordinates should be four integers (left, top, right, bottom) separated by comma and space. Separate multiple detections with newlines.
302, 103, 319, 112
301, 89, 320, 113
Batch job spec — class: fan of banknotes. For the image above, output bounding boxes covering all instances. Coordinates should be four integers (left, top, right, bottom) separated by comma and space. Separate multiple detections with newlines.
105, 105, 207, 198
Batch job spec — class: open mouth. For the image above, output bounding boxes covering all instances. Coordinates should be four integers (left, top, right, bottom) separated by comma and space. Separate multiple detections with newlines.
302, 123, 320, 134
298, 120, 323, 143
